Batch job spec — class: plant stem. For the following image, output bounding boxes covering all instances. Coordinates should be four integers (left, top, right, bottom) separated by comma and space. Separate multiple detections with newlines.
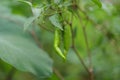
76, 10, 94, 80
38, 24, 54, 33
72, 46, 90, 74
30, 30, 42, 48
82, 26, 94, 80
69, 14, 90, 77
53, 68, 64, 80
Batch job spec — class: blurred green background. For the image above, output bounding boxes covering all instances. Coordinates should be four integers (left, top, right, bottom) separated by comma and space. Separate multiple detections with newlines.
0, 0, 120, 80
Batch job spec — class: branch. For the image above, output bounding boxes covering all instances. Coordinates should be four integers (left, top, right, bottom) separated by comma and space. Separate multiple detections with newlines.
76, 9, 94, 80
69, 14, 90, 75
82, 25, 94, 80
53, 68, 64, 80
38, 24, 54, 33
72, 46, 90, 74
30, 30, 42, 48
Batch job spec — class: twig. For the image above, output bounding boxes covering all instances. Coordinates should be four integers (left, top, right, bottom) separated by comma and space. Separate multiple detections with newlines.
30, 30, 42, 48
82, 26, 94, 80
38, 23, 54, 33
72, 46, 90, 74
53, 68, 64, 80
76, 9, 94, 80
69, 14, 90, 75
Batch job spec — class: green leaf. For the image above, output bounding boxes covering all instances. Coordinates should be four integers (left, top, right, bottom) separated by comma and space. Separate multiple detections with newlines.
0, 18, 53, 78
92, 0, 102, 8
49, 14, 63, 30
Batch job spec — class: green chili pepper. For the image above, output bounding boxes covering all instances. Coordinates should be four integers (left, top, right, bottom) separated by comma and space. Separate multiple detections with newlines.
54, 25, 72, 60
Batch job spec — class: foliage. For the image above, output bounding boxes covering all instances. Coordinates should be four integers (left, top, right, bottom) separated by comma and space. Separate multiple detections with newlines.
0, 0, 120, 80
